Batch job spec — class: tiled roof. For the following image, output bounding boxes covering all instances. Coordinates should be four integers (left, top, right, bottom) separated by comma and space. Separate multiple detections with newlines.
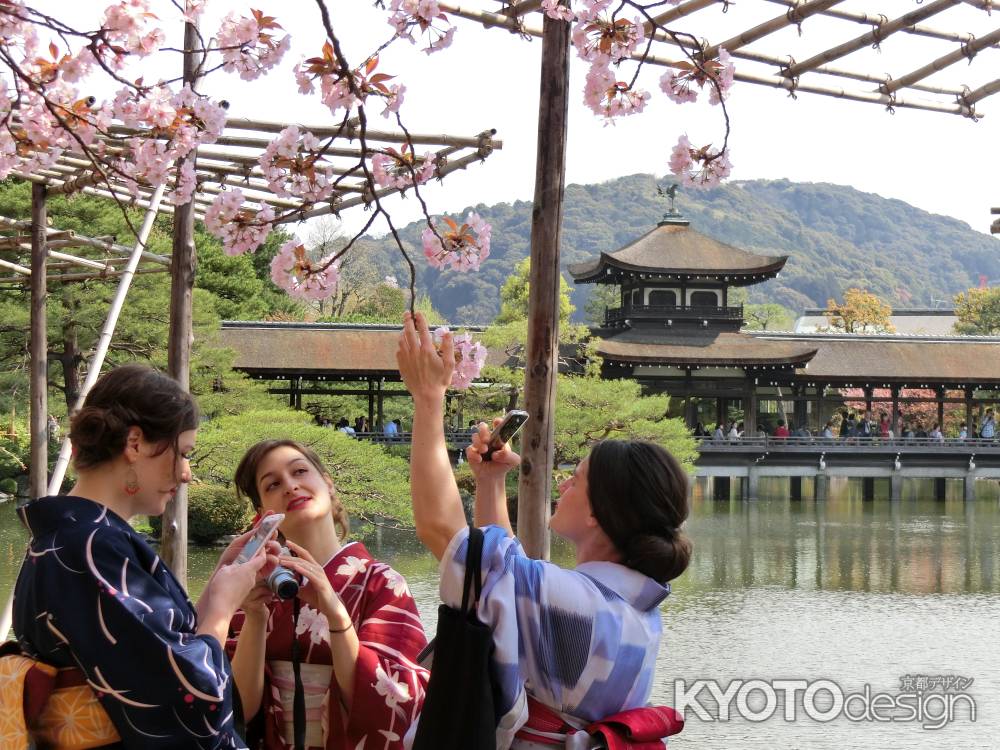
567, 223, 787, 282
596, 331, 818, 366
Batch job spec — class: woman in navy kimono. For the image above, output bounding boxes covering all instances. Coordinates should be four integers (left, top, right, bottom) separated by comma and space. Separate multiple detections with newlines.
13, 364, 270, 749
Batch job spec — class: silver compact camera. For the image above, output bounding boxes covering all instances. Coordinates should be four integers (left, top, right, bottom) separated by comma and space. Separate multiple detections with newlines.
267, 547, 300, 600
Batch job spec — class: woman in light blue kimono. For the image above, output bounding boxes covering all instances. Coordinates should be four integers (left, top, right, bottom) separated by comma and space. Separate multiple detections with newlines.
12, 364, 270, 749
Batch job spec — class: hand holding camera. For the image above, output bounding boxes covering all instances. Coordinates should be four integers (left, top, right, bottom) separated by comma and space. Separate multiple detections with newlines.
278, 540, 353, 630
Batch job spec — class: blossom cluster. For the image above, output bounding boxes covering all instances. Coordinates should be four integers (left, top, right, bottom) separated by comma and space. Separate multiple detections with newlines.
204, 189, 275, 256
660, 49, 734, 105
259, 125, 336, 202
433, 327, 488, 390
669, 135, 732, 189
388, 0, 456, 54
421, 213, 491, 272
217, 9, 290, 81
371, 147, 436, 191
269, 237, 340, 301
294, 49, 402, 119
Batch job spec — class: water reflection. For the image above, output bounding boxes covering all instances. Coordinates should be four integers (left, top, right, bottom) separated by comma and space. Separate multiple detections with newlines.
2, 482, 999, 747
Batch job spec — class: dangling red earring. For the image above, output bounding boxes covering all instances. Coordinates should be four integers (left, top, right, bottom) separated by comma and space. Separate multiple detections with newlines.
124, 466, 140, 496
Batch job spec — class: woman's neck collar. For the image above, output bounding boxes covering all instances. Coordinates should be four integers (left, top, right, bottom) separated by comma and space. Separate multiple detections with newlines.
285, 515, 342, 563
70, 467, 137, 522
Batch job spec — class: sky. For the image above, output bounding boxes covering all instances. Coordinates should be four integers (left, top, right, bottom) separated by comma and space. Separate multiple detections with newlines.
25, 1, 1000, 240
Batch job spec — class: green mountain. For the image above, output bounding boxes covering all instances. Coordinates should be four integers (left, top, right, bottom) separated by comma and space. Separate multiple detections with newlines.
363, 174, 1000, 323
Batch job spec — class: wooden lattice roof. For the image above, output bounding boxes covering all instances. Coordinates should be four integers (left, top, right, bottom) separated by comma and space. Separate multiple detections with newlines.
447, 0, 1000, 117
9, 115, 501, 224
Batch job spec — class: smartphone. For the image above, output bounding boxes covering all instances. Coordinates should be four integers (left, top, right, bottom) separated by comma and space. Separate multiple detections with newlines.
235, 513, 285, 564
482, 410, 529, 461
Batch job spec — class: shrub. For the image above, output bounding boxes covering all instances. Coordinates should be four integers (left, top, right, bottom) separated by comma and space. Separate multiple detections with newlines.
0, 477, 17, 495
149, 483, 254, 544
0, 426, 29, 480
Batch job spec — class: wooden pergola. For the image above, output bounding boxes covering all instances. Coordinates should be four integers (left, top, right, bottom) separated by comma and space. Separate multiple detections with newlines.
3, 114, 500, 577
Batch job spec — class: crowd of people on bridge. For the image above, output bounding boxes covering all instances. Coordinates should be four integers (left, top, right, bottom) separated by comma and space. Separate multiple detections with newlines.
695, 407, 998, 443
4, 312, 690, 750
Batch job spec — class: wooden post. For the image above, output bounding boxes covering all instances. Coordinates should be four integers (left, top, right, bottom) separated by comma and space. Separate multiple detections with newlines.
517, 9, 570, 560
965, 388, 973, 436
368, 379, 375, 428
161, 20, 202, 585
936, 386, 945, 431
29, 183, 47, 500
891, 385, 901, 436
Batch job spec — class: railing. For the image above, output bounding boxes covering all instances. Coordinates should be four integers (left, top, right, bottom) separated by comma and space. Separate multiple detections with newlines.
695, 435, 1000, 453
347, 430, 476, 447
605, 304, 743, 325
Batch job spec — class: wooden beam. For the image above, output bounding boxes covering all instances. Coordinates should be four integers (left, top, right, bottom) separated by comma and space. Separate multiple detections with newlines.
763, 0, 978, 44
503, 0, 543, 17
702, 0, 844, 59
161, 19, 201, 586
643, 0, 719, 36
783, 0, 961, 79
882, 27, 1000, 94
29, 182, 47, 500
518, 12, 570, 560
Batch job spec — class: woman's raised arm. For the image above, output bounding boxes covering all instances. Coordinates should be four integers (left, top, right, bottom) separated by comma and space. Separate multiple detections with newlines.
396, 312, 468, 560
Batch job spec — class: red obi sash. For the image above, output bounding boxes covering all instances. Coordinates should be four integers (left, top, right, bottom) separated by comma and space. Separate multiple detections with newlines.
515, 695, 684, 749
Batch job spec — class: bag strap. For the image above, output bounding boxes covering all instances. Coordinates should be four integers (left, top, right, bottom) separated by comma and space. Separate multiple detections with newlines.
291, 597, 305, 750
460, 526, 485, 614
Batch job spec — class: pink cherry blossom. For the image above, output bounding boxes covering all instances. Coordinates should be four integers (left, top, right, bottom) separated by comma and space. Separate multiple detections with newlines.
583, 62, 649, 120
571, 10, 643, 64
371, 148, 436, 190
388, 0, 456, 55
270, 237, 340, 301
421, 213, 491, 272
204, 189, 275, 255
541, 0, 576, 22
432, 327, 488, 390
259, 125, 336, 202
217, 10, 290, 81
669, 135, 732, 189
659, 49, 735, 106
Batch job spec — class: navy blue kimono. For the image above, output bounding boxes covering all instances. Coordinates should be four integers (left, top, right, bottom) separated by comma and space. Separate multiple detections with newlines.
13, 496, 246, 749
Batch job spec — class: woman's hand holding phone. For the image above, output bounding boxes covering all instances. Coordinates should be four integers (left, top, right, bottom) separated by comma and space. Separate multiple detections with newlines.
467, 416, 522, 481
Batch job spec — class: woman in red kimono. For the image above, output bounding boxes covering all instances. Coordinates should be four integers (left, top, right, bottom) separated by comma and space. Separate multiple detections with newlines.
228, 439, 428, 750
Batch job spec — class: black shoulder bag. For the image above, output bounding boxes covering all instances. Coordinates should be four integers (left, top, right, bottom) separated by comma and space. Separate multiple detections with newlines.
412, 525, 496, 750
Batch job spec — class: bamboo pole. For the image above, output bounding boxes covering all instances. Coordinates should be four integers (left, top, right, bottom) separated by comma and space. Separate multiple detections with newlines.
518, 7, 571, 560
0, 216, 169, 265
29, 183, 47, 501
161, 20, 201, 586
0, 257, 30, 275
964, 77, 1000, 104
782, 0, 961, 79
643, 0, 720, 36
702, 0, 844, 59
881, 27, 1000, 94
46, 184, 167, 496
762, 0, 978, 44
0, 267, 166, 285
504, 0, 543, 17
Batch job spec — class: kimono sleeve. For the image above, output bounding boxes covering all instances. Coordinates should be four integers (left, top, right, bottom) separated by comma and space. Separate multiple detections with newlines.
346, 563, 429, 748
57, 525, 242, 749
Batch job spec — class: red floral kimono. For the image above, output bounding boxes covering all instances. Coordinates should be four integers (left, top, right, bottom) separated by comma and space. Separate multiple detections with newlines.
229, 542, 428, 750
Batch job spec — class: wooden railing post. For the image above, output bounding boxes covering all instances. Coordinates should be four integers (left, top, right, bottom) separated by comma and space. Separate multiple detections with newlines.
517, 9, 571, 560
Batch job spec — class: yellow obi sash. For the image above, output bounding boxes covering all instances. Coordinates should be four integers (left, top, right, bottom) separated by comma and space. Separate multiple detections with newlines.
0, 644, 121, 750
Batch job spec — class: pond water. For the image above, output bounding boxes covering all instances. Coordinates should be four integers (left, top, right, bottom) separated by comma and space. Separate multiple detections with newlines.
2, 477, 999, 749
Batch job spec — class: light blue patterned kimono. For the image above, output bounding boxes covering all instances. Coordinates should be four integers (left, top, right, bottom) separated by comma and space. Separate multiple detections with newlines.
436, 525, 670, 749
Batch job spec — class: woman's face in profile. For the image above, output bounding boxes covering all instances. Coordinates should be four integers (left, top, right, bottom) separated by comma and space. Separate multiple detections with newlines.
254, 445, 334, 529
550, 457, 593, 541
135, 429, 196, 515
